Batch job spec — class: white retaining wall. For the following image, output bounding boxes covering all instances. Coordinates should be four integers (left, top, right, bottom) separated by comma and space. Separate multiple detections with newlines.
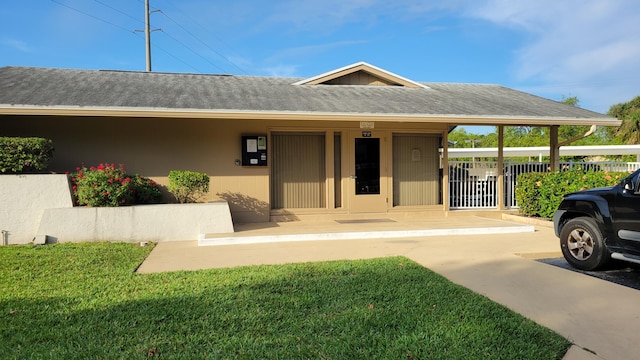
0, 175, 234, 244
38, 202, 234, 243
0, 175, 73, 244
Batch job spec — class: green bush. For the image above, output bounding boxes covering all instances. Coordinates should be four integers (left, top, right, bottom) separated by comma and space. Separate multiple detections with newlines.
516, 168, 628, 219
168, 170, 210, 203
70, 163, 163, 207
132, 174, 164, 205
0, 137, 54, 174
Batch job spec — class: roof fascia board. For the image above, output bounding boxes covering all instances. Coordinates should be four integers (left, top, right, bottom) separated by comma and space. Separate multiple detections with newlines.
0, 105, 622, 127
292, 61, 429, 89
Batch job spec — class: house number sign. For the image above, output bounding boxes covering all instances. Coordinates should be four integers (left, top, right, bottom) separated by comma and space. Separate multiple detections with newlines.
362, 131, 372, 137
360, 121, 374, 129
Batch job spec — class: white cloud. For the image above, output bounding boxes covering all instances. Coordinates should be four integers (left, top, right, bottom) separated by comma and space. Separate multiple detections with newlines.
265, 40, 368, 65
263, 0, 460, 33
262, 64, 301, 77
1, 37, 32, 53
466, 0, 640, 112
266, 0, 377, 30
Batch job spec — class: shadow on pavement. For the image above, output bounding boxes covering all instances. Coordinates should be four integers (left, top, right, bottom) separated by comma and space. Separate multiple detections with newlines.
538, 257, 640, 291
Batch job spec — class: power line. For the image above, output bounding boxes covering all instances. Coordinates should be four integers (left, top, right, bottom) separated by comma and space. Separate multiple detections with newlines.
162, 0, 248, 75
93, 0, 143, 25
50, 0, 135, 34
49, 0, 203, 73
50, 0, 251, 74
133, 25, 202, 73
149, 37, 203, 73
158, 29, 227, 73
136, 1, 225, 73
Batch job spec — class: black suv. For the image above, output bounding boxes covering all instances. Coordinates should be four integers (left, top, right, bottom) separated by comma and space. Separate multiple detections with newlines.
553, 168, 640, 270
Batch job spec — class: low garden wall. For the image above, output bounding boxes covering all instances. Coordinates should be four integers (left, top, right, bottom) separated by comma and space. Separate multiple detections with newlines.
0, 175, 234, 245
38, 202, 234, 243
0, 174, 73, 244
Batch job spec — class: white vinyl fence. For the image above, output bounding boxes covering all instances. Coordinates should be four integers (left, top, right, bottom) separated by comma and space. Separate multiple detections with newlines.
448, 161, 640, 209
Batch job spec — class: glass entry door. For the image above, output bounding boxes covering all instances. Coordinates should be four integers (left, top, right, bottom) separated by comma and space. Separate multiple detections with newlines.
349, 131, 387, 213
355, 138, 380, 195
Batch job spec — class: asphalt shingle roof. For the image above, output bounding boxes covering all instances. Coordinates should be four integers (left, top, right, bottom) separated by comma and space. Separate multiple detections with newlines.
0, 66, 613, 121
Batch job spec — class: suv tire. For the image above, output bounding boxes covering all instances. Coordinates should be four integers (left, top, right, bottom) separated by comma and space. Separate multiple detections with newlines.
559, 217, 610, 271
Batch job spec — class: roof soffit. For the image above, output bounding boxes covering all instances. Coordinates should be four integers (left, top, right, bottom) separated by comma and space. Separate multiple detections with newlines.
292, 61, 429, 89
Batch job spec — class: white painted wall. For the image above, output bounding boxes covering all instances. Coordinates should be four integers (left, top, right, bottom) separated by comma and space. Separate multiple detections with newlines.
0, 175, 234, 244
0, 175, 73, 244
37, 202, 234, 243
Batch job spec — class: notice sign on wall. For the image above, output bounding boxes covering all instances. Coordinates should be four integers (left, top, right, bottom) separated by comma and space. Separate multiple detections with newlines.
242, 135, 268, 166
246, 138, 258, 152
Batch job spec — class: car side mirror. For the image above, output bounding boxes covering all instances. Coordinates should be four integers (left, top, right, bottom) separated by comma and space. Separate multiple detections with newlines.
622, 178, 634, 191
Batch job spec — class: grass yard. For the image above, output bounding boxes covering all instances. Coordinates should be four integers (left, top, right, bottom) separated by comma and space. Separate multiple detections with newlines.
0, 242, 570, 359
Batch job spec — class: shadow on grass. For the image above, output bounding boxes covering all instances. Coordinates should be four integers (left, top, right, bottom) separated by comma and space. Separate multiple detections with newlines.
2, 258, 569, 359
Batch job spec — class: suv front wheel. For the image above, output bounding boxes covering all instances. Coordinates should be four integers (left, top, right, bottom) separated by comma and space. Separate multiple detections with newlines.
559, 217, 610, 271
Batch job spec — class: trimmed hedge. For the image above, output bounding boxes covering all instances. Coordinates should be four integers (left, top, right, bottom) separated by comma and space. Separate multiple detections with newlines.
0, 137, 54, 174
516, 168, 628, 219
168, 170, 210, 203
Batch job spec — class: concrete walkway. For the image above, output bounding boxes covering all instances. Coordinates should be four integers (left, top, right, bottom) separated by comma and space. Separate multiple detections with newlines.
138, 216, 640, 360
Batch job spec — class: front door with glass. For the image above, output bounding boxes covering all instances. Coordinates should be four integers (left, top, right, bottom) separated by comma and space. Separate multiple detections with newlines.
348, 131, 387, 213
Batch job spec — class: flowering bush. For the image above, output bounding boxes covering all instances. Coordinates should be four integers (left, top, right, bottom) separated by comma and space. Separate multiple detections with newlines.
69, 163, 163, 207
516, 168, 629, 219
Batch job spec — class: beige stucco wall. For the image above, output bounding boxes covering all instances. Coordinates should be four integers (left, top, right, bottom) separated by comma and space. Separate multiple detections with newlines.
0, 115, 448, 222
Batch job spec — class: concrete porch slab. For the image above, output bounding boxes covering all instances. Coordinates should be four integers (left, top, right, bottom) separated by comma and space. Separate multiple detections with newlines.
198, 216, 535, 246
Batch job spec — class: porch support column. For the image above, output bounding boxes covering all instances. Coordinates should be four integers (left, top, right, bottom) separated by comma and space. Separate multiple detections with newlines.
497, 125, 505, 210
325, 130, 335, 210
550, 125, 560, 171
442, 128, 450, 212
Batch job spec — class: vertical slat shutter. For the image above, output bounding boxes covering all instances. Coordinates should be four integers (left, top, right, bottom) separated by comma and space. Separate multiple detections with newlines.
271, 133, 326, 209
393, 134, 440, 206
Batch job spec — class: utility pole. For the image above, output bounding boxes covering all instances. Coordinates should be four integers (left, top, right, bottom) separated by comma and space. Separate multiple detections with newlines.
144, 0, 151, 72
135, 0, 161, 72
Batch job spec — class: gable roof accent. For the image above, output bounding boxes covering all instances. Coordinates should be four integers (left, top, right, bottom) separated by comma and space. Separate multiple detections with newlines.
292, 61, 429, 89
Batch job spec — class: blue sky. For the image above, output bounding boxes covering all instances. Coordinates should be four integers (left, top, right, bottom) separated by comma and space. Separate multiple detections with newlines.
2, 1, 639, 133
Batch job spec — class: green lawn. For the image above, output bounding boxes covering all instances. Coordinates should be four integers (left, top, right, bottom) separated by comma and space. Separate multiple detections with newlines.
0, 243, 570, 359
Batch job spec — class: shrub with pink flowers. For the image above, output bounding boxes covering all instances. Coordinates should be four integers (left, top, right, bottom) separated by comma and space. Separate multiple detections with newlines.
69, 163, 163, 207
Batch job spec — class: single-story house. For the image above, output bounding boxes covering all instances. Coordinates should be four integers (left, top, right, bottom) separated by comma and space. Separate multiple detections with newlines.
0, 62, 621, 223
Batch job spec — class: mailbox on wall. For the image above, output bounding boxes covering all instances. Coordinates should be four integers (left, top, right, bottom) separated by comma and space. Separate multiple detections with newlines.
241, 135, 267, 166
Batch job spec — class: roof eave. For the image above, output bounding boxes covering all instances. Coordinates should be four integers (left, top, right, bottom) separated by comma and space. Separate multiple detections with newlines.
0, 105, 622, 127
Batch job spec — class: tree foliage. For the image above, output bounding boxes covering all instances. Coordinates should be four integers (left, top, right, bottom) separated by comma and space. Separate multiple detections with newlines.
448, 95, 623, 159
608, 95, 640, 144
